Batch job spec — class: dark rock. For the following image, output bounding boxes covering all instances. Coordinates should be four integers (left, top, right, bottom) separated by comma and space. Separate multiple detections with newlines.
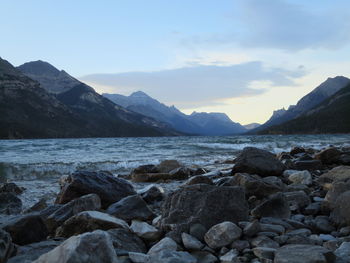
107, 228, 147, 255
161, 184, 249, 235
23, 198, 47, 214
0, 183, 24, 195
55, 171, 136, 208
231, 147, 285, 177
293, 160, 323, 171
169, 167, 192, 179
251, 193, 291, 219
251, 235, 279, 248
148, 250, 197, 263
334, 242, 350, 263
290, 147, 306, 156
0, 229, 15, 263
315, 147, 341, 164
2, 214, 49, 245
284, 191, 311, 210
330, 190, 350, 226
55, 211, 128, 238
243, 220, 261, 237
46, 193, 101, 233
132, 164, 158, 174
130, 220, 161, 242
312, 216, 335, 234
156, 160, 181, 173
185, 175, 214, 185
0, 192, 22, 214
7, 239, 62, 263
189, 223, 207, 242
138, 185, 164, 203
106, 195, 155, 222
274, 244, 335, 263
131, 172, 185, 182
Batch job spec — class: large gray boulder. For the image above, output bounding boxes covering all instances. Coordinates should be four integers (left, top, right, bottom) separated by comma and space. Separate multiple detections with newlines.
33, 230, 118, 263
232, 147, 285, 177
56, 171, 136, 208
160, 184, 248, 234
55, 211, 128, 238
106, 195, 155, 222
274, 244, 335, 263
46, 193, 101, 233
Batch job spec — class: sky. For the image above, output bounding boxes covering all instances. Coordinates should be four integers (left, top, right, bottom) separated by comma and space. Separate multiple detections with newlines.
1, 0, 350, 124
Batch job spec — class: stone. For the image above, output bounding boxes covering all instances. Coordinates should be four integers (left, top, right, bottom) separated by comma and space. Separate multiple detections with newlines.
251, 235, 279, 248
190, 251, 218, 263
161, 184, 248, 234
243, 220, 261, 237
204, 221, 242, 249
284, 191, 311, 210
46, 193, 101, 233
56, 170, 136, 208
334, 242, 350, 263
106, 195, 155, 222
290, 147, 305, 156
189, 223, 207, 242
131, 173, 183, 183
219, 249, 239, 263
253, 247, 276, 260
137, 185, 164, 203
23, 198, 47, 214
7, 239, 62, 263
157, 160, 181, 173
0, 192, 22, 214
319, 166, 350, 184
260, 224, 285, 235
33, 230, 118, 263
128, 252, 149, 263
313, 216, 335, 234
107, 228, 146, 255
274, 244, 335, 263
330, 191, 350, 226
304, 202, 321, 215
130, 220, 161, 242
147, 237, 177, 255
287, 170, 312, 185
231, 147, 285, 177
0, 182, 24, 195
286, 228, 311, 237
293, 160, 323, 171
251, 193, 291, 219
169, 167, 192, 179
55, 210, 128, 238
185, 175, 214, 185
324, 180, 350, 209
2, 214, 48, 245
132, 164, 158, 174
182, 232, 204, 251
149, 250, 197, 263
0, 229, 14, 263
315, 147, 341, 164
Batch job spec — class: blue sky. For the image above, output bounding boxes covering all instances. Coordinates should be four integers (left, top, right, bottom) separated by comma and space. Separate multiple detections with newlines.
1, 0, 350, 124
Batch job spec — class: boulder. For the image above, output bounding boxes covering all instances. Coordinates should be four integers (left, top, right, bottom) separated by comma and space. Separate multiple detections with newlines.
55, 171, 136, 208
315, 147, 341, 164
204, 221, 242, 249
231, 147, 285, 177
46, 193, 101, 233
156, 160, 181, 173
0, 229, 15, 263
55, 210, 128, 238
181, 232, 204, 251
290, 147, 306, 156
284, 191, 311, 210
334, 242, 350, 263
137, 185, 164, 203
107, 228, 147, 255
330, 190, 350, 226
148, 250, 197, 263
184, 175, 214, 186
132, 164, 158, 174
106, 195, 154, 222
293, 160, 323, 171
251, 192, 291, 219
274, 244, 335, 263
318, 166, 350, 184
160, 184, 248, 234
148, 237, 178, 255
0, 183, 24, 195
130, 220, 161, 242
2, 214, 48, 245
324, 180, 350, 209
0, 192, 22, 214
7, 239, 62, 263
287, 170, 312, 185
33, 230, 118, 263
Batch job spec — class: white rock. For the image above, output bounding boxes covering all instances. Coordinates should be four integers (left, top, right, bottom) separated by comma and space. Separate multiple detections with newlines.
147, 237, 177, 255
204, 221, 242, 249
287, 170, 312, 185
130, 220, 161, 241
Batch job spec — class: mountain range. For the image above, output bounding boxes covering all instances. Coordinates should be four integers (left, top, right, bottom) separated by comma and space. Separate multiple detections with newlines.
103, 92, 247, 135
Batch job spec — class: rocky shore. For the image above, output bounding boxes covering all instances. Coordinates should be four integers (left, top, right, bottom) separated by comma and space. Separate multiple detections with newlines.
0, 146, 350, 262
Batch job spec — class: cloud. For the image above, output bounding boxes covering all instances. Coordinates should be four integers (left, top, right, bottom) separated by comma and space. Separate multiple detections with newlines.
181, 0, 350, 51
80, 61, 306, 108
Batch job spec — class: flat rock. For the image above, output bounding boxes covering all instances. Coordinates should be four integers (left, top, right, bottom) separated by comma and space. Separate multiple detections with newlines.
204, 221, 242, 249
56, 170, 136, 208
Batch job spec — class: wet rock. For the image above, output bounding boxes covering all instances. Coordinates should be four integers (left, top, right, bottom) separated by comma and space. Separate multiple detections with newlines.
0, 229, 15, 263
284, 191, 311, 210
185, 175, 214, 185
56, 170, 136, 208
293, 160, 323, 171
149, 250, 197, 263
0, 183, 24, 195
106, 195, 155, 222
315, 147, 341, 164
181, 232, 204, 251
253, 247, 276, 260
0, 192, 22, 214
231, 147, 285, 177
33, 230, 117, 263
334, 242, 350, 263
130, 220, 161, 242
287, 170, 312, 185
46, 193, 101, 233
2, 214, 48, 245
251, 193, 291, 219
157, 160, 181, 173
131, 172, 183, 183
161, 184, 248, 234
330, 190, 350, 226
147, 237, 177, 255
274, 244, 335, 263
107, 228, 147, 255
55, 210, 128, 238
138, 185, 164, 203
7, 239, 62, 263
319, 166, 350, 184
204, 221, 242, 249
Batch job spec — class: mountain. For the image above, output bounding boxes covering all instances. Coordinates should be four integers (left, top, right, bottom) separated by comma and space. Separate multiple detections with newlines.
251, 76, 350, 133
258, 83, 350, 134
103, 92, 246, 135
0, 57, 87, 139
243, 123, 261, 130
0, 58, 178, 139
